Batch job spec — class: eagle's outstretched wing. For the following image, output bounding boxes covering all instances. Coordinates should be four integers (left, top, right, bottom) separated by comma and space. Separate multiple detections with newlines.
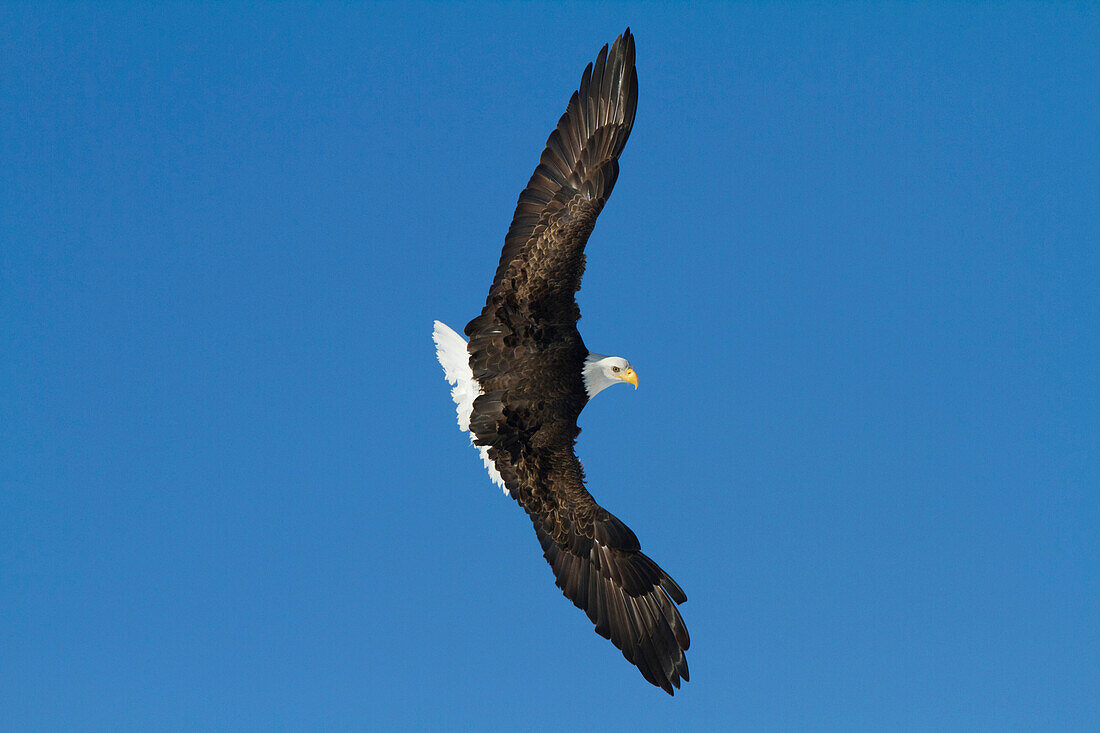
472, 406, 691, 694
530, 444, 690, 694
464, 29, 637, 362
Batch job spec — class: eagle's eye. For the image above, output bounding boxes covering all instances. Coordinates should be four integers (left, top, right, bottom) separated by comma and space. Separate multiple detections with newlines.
611, 366, 621, 373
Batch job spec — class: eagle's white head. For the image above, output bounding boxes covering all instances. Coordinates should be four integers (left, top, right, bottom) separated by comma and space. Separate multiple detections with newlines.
582, 354, 639, 398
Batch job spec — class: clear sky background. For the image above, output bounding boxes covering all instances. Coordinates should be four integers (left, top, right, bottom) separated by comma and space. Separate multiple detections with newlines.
2, 3, 1097, 731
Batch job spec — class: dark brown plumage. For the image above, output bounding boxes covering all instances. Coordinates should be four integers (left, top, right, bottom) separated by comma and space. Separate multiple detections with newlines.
459, 29, 690, 695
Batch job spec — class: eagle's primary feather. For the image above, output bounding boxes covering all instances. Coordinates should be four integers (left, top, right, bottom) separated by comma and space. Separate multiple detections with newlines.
433, 29, 689, 695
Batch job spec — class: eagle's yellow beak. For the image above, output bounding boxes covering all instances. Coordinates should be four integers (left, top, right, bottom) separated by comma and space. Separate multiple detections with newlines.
621, 368, 639, 389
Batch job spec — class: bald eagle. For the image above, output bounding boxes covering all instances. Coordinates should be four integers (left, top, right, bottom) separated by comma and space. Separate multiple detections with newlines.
432, 29, 689, 695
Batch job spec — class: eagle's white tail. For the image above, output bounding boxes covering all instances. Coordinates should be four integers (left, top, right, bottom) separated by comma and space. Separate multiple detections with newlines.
432, 320, 507, 494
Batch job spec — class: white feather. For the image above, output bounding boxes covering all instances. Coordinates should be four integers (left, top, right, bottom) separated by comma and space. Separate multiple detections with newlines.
432, 320, 508, 494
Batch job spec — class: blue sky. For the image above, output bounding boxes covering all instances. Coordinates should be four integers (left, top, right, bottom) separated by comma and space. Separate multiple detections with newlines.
2, 2, 1097, 730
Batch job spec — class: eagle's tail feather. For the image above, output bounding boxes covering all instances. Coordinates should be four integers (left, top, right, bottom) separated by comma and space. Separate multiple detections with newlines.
432, 320, 508, 493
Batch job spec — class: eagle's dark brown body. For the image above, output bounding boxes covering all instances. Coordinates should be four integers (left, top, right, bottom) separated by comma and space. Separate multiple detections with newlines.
457, 30, 690, 694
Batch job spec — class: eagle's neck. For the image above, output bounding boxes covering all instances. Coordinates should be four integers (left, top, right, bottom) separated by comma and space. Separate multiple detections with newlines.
582, 353, 615, 398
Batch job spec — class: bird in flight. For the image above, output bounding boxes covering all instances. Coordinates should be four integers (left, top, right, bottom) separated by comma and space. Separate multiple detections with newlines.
433, 29, 689, 694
